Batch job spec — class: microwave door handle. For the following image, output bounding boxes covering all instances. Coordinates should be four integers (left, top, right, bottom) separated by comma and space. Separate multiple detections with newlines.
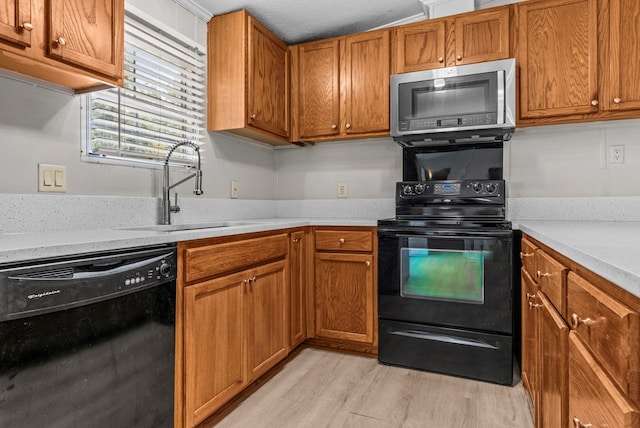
497, 70, 505, 125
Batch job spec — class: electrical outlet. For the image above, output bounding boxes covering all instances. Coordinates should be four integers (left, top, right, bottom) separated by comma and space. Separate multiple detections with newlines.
610, 145, 625, 163
38, 164, 66, 192
230, 180, 239, 199
337, 182, 348, 198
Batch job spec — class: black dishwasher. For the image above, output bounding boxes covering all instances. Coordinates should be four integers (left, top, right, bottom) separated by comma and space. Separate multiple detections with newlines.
0, 245, 176, 428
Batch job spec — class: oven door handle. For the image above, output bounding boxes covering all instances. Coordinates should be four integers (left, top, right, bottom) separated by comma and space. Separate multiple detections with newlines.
389, 329, 500, 350
378, 228, 512, 238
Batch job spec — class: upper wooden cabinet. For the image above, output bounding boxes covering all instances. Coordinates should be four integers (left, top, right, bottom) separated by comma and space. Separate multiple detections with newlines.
290, 29, 390, 142
208, 10, 290, 146
607, 0, 640, 112
0, 0, 123, 91
0, 0, 31, 47
517, 0, 640, 124
517, 0, 598, 119
392, 6, 511, 74
47, 0, 122, 78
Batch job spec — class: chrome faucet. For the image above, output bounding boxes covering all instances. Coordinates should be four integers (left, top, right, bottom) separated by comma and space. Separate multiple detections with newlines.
162, 141, 203, 225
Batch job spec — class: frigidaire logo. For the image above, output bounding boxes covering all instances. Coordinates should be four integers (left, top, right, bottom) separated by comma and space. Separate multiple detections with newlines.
27, 290, 61, 299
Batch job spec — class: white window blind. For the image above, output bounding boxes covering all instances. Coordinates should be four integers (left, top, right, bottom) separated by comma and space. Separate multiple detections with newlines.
85, 10, 206, 167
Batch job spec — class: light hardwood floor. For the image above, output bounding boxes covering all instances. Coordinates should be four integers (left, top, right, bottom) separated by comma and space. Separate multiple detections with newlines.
211, 347, 534, 428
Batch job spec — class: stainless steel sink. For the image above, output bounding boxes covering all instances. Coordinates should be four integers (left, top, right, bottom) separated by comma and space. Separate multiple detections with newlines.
123, 221, 264, 233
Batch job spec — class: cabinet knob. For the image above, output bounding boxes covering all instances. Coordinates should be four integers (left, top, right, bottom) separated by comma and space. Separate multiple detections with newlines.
570, 313, 595, 329
56, 37, 67, 47
345, 123, 351, 130
613, 97, 622, 104
456, 54, 462, 61
520, 252, 534, 258
590, 99, 599, 106
331, 124, 337, 130
339, 238, 345, 244
292, 238, 300, 243
438, 57, 444, 63
529, 302, 542, 310
21, 22, 33, 31
250, 113, 257, 119
536, 270, 551, 279
365, 261, 371, 267
573, 417, 593, 428
525, 293, 536, 300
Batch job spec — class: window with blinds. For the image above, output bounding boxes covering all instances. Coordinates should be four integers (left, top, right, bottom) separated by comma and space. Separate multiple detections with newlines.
84, 9, 206, 167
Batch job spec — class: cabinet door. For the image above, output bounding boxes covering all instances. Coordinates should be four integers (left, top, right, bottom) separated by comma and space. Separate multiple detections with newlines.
315, 252, 374, 344
538, 292, 569, 428
48, 0, 123, 78
518, 0, 598, 119
342, 29, 390, 135
247, 16, 289, 138
608, 0, 640, 111
569, 332, 640, 428
521, 270, 539, 416
297, 39, 340, 138
246, 260, 288, 381
393, 20, 446, 73
0, 0, 31, 47
454, 7, 510, 66
567, 272, 640, 404
183, 273, 246, 428
289, 231, 307, 348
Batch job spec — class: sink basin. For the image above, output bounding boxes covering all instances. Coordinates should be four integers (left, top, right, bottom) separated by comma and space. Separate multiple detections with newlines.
123, 221, 264, 233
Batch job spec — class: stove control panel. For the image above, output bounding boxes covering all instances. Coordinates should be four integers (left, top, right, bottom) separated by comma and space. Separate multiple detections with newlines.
398, 180, 504, 199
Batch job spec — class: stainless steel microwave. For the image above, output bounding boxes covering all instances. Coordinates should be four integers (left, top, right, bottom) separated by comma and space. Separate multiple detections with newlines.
390, 58, 516, 145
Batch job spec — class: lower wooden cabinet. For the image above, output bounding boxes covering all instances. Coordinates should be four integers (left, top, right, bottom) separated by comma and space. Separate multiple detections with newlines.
183, 269, 247, 428
521, 233, 640, 428
312, 227, 377, 351
537, 292, 569, 428
314, 252, 374, 343
289, 230, 307, 348
569, 332, 640, 428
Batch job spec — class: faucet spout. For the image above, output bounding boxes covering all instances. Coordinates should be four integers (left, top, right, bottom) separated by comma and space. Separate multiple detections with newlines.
162, 141, 203, 225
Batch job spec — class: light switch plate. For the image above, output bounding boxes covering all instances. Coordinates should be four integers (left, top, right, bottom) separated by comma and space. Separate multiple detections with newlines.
38, 164, 67, 192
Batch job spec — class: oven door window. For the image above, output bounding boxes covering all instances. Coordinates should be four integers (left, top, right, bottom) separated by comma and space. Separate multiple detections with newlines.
400, 237, 489, 304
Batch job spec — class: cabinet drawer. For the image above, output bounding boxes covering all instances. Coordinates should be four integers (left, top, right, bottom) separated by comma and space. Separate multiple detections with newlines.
567, 272, 640, 402
184, 234, 288, 283
315, 230, 373, 252
569, 332, 640, 428
536, 249, 568, 315
520, 237, 538, 279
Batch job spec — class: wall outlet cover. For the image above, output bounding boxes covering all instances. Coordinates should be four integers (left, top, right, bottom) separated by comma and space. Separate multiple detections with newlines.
230, 180, 239, 199
337, 182, 348, 198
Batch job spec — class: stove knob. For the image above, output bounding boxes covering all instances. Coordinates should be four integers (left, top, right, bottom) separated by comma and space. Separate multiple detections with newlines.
402, 184, 414, 195
486, 183, 497, 194
414, 183, 426, 194
159, 262, 172, 277
472, 182, 483, 193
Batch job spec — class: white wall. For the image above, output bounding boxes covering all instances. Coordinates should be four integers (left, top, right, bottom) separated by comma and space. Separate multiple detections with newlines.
0, 0, 276, 200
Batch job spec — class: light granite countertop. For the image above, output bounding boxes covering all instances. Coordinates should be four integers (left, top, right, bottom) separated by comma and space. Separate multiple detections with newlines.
0, 218, 376, 265
2, 217, 638, 299
516, 221, 640, 298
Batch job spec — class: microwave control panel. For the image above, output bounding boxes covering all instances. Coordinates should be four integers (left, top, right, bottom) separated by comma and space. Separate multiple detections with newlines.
399, 113, 498, 132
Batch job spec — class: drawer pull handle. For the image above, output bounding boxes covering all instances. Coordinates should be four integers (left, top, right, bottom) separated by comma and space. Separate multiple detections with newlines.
571, 313, 595, 329
573, 417, 593, 428
339, 238, 345, 244
520, 252, 534, 258
536, 270, 551, 279
529, 302, 542, 310
526, 293, 536, 300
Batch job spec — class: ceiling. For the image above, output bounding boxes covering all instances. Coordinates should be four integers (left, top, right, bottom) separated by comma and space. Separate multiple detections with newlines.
190, 0, 428, 44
